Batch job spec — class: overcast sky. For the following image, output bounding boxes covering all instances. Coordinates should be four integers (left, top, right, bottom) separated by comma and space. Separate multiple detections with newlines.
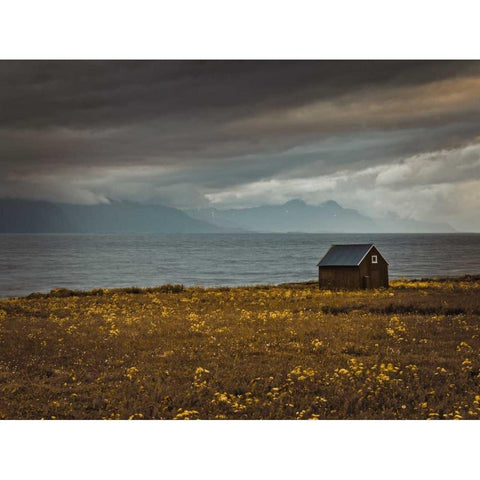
1, 60, 480, 230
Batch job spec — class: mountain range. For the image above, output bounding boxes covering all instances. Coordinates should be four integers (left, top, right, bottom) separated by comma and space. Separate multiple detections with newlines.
0, 199, 223, 233
0, 198, 455, 233
186, 199, 455, 233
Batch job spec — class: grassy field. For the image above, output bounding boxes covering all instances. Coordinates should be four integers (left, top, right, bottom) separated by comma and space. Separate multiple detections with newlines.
1, 277, 480, 420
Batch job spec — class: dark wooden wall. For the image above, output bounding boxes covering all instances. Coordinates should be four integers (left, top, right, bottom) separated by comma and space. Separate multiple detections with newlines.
318, 266, 361, 289
358, 246, 389, 288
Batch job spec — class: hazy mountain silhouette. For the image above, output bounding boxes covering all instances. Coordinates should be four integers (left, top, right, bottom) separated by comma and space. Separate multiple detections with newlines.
0, 199, 224, 233
0, 198, 455, 233
375, 210, 455, 233
186, 199, 455, 233
0, 199, 72, 233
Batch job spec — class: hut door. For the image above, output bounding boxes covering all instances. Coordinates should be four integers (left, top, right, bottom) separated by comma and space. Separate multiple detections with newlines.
371, 270, 380, 288
362, 276, 371, 289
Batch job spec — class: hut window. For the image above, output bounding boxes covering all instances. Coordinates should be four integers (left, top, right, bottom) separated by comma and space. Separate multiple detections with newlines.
371, 255, 378, 264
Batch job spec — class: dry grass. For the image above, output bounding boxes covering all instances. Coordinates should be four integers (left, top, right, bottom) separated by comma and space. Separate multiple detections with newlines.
1, 277, 480, 419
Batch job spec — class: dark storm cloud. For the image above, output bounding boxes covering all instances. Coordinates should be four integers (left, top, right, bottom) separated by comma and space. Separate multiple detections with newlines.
1, 61, 475, 129
1, 60, 480, 228
1, 61, 478, 160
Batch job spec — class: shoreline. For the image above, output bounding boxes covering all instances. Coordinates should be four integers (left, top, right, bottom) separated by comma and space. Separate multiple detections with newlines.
2, 273, 479, 301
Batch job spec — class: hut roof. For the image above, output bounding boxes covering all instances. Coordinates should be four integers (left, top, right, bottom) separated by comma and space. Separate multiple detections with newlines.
317, 244, 378, 267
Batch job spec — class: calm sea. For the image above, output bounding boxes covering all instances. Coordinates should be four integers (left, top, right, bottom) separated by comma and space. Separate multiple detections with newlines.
1, 233, 480, 298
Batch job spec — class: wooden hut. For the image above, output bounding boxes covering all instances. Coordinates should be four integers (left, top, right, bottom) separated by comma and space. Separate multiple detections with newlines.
317, 244, 389, 289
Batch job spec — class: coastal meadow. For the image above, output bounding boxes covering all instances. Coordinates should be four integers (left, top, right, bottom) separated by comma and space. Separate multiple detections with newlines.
0, 277, 479, 419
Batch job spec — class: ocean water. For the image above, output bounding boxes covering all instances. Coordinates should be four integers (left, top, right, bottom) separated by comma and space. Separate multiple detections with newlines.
1, 233, 480, 298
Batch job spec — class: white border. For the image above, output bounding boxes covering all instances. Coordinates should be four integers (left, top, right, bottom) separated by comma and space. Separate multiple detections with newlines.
1, 420, 478, 479
1, 0, 479, 59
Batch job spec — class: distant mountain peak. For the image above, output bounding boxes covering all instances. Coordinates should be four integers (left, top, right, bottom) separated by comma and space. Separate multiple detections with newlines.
283, 199, 307, 208
321, 200, 342, 210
